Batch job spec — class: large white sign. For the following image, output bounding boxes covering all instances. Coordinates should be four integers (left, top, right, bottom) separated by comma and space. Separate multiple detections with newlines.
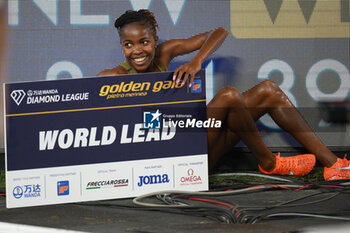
4, 71, 208, 208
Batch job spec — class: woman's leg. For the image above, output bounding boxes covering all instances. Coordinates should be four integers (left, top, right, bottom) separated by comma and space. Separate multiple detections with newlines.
207, 80, 338, 170
242, 80, 337, 167
207, 85, 276, 171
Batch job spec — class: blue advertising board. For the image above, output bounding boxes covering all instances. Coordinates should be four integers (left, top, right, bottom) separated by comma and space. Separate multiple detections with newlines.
4, 70, 209, 208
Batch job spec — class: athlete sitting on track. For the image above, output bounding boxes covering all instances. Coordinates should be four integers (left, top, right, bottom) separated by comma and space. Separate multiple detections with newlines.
98, 9, 350, 181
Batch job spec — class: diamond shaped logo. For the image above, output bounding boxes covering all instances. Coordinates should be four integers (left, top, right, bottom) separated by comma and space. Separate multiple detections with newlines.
10, 90, 26, 106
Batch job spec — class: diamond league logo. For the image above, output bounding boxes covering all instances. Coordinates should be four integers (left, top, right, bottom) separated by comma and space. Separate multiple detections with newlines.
10, 90, 26, 106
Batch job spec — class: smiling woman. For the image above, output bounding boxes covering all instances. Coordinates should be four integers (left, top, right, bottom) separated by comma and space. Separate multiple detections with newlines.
119, 22, 158, 72
97, 9, 225, 85
117, 11, 159, 73
98, 10, 163, 75
97, 9, 350, 181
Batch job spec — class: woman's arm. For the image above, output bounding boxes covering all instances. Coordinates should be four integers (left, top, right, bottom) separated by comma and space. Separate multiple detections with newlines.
161, 27, 229, 87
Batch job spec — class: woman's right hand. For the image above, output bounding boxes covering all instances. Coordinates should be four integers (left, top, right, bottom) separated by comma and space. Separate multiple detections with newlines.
173, 59, 202, 88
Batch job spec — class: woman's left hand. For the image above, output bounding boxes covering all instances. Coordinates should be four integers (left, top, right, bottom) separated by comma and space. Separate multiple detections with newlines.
173, 60, 201, 88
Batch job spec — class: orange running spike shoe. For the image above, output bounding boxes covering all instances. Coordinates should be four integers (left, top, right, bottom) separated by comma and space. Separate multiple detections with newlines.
259, 153, 316, 177
324, 155, 350, 181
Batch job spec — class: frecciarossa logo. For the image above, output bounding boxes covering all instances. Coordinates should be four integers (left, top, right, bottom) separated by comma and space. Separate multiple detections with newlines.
137, 174, 170, 187
86, 179, 128, 190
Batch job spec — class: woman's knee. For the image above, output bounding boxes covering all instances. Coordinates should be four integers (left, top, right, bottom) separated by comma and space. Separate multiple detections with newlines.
216, 86, 244, 106
258, 79, 286, 102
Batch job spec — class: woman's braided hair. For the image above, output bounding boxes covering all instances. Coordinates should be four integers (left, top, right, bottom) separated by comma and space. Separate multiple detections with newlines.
115, 9, 159, 35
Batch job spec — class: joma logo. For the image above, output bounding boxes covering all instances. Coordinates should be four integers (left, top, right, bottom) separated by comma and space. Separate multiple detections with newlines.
137, 174, 170, 187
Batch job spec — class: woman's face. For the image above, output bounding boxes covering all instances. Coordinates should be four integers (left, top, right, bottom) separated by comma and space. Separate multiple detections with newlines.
120, 22, 158, 73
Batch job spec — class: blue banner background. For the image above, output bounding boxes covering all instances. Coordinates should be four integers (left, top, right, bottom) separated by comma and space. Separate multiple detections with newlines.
5, 71, 208, 171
